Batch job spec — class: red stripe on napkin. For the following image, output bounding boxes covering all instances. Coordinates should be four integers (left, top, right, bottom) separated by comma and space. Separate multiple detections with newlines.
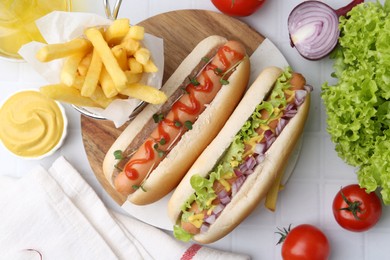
181, 244, 202, 260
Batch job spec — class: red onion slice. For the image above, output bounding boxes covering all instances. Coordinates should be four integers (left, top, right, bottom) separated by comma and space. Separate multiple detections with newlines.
288, 1, 339, 60
288, 0, 364, 60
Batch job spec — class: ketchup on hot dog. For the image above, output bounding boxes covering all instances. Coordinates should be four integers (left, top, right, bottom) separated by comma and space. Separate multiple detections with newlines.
114, 41, 246, 196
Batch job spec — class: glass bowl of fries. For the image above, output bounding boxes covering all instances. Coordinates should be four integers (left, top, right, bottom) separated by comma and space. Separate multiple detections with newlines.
0, 0, 72, 62
19, 12, 164, 127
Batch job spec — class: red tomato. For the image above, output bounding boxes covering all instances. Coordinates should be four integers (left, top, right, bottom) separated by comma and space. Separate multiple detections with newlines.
279, 224, 330, 260
211, 0, 266, 17
332, 184, 382, 232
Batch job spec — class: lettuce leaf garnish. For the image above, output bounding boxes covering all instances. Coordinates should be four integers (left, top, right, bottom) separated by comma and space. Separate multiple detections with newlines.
322, 0, 390, 203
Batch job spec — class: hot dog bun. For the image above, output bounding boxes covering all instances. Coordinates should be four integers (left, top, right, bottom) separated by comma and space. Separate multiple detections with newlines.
103, 35, 250, 205
168, 66, 311, 244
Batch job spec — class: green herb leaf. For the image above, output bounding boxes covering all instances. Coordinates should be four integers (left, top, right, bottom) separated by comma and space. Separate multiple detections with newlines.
220, 78, 229, 85
153, 113, 164, 123
153, 142, 166, 157
201, 56, 210, 63
114, 150, 123, 160
189, 77, 200, 86
214, 67, 223, 75
184, 120, 193, 130
132, 184, 146, 192
174, 120, 182, 127
158, 150, 165, 157
159, 138, 166, 145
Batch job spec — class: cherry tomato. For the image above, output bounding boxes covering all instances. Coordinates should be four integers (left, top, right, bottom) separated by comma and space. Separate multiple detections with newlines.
278, 224, 330, 260
211, 0, 266, 17
332, 184, 382, 232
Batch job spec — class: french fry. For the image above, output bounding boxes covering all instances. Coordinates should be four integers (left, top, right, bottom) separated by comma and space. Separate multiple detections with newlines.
81, 49, 103, 97
120, 38, 140, 56
105, 18, 130, 45
119, 83, 167, 104
124, 71, 143, 84
99, 67, 118, 98
72, 75, 85, 90
134, 47, 150, 65
111, 45, 128, 70
61, 52, 86, 86
40, 84, 100, 107
143, 59, 158, 73
85, 27, 127, 91
37, 22, 161, 111
127, 25, 145, 41
90, 86, 115, 108
77, 52, 93, 76
128, 57, 143, 73
264, 165, 287, 212
36, 38, 92, 62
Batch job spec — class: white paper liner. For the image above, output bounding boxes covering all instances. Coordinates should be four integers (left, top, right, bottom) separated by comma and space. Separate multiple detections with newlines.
19, 11, 164, 128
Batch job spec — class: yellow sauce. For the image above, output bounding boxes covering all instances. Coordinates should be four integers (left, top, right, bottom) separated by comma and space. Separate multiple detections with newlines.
0, 90, 65, 158
0, 0, 71, 59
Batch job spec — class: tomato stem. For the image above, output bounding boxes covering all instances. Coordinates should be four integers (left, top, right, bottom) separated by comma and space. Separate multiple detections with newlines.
339, 187, 363, 220
275, 224, 292, 245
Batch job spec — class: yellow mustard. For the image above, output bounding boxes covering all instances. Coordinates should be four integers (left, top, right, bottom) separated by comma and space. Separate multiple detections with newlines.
0, 90, 64, 158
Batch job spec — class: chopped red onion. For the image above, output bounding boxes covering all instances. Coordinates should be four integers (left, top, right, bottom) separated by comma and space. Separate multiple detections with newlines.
295, 90, 307, 106
234, 168, 243, 177
200, 223, 209, 233
244, 169, 254, 176
204, 214, 216, 224
276, 118, 288, 136
220, 194, 231, 205
232, 176, 246, 197
239, 163, 247, 173
264, 129, 273, 139
217, 189, 228, 199
283, 109, 297, 119
245, 156, 257, 170
304, 84, 313, 92
212, 204, 225, 215
266, 135, 276, 150
254, 142, 266, 155
256, 154, 265, 164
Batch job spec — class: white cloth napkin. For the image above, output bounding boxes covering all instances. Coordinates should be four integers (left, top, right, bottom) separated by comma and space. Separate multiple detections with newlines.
0, 156, 250, 260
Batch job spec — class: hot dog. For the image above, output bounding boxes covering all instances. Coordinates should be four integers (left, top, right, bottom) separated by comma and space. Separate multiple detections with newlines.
103, 35, 250, 205
168, 66, 311, 244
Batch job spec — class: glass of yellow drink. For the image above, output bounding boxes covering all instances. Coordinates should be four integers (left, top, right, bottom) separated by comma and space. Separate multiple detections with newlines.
0, 0, 72, 61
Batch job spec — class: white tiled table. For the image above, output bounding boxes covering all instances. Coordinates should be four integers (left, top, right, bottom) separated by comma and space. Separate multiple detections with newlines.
1, 0, 389, 259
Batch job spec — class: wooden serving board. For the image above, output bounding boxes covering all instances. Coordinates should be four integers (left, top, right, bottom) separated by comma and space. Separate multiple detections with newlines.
81, 9, 265, 205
